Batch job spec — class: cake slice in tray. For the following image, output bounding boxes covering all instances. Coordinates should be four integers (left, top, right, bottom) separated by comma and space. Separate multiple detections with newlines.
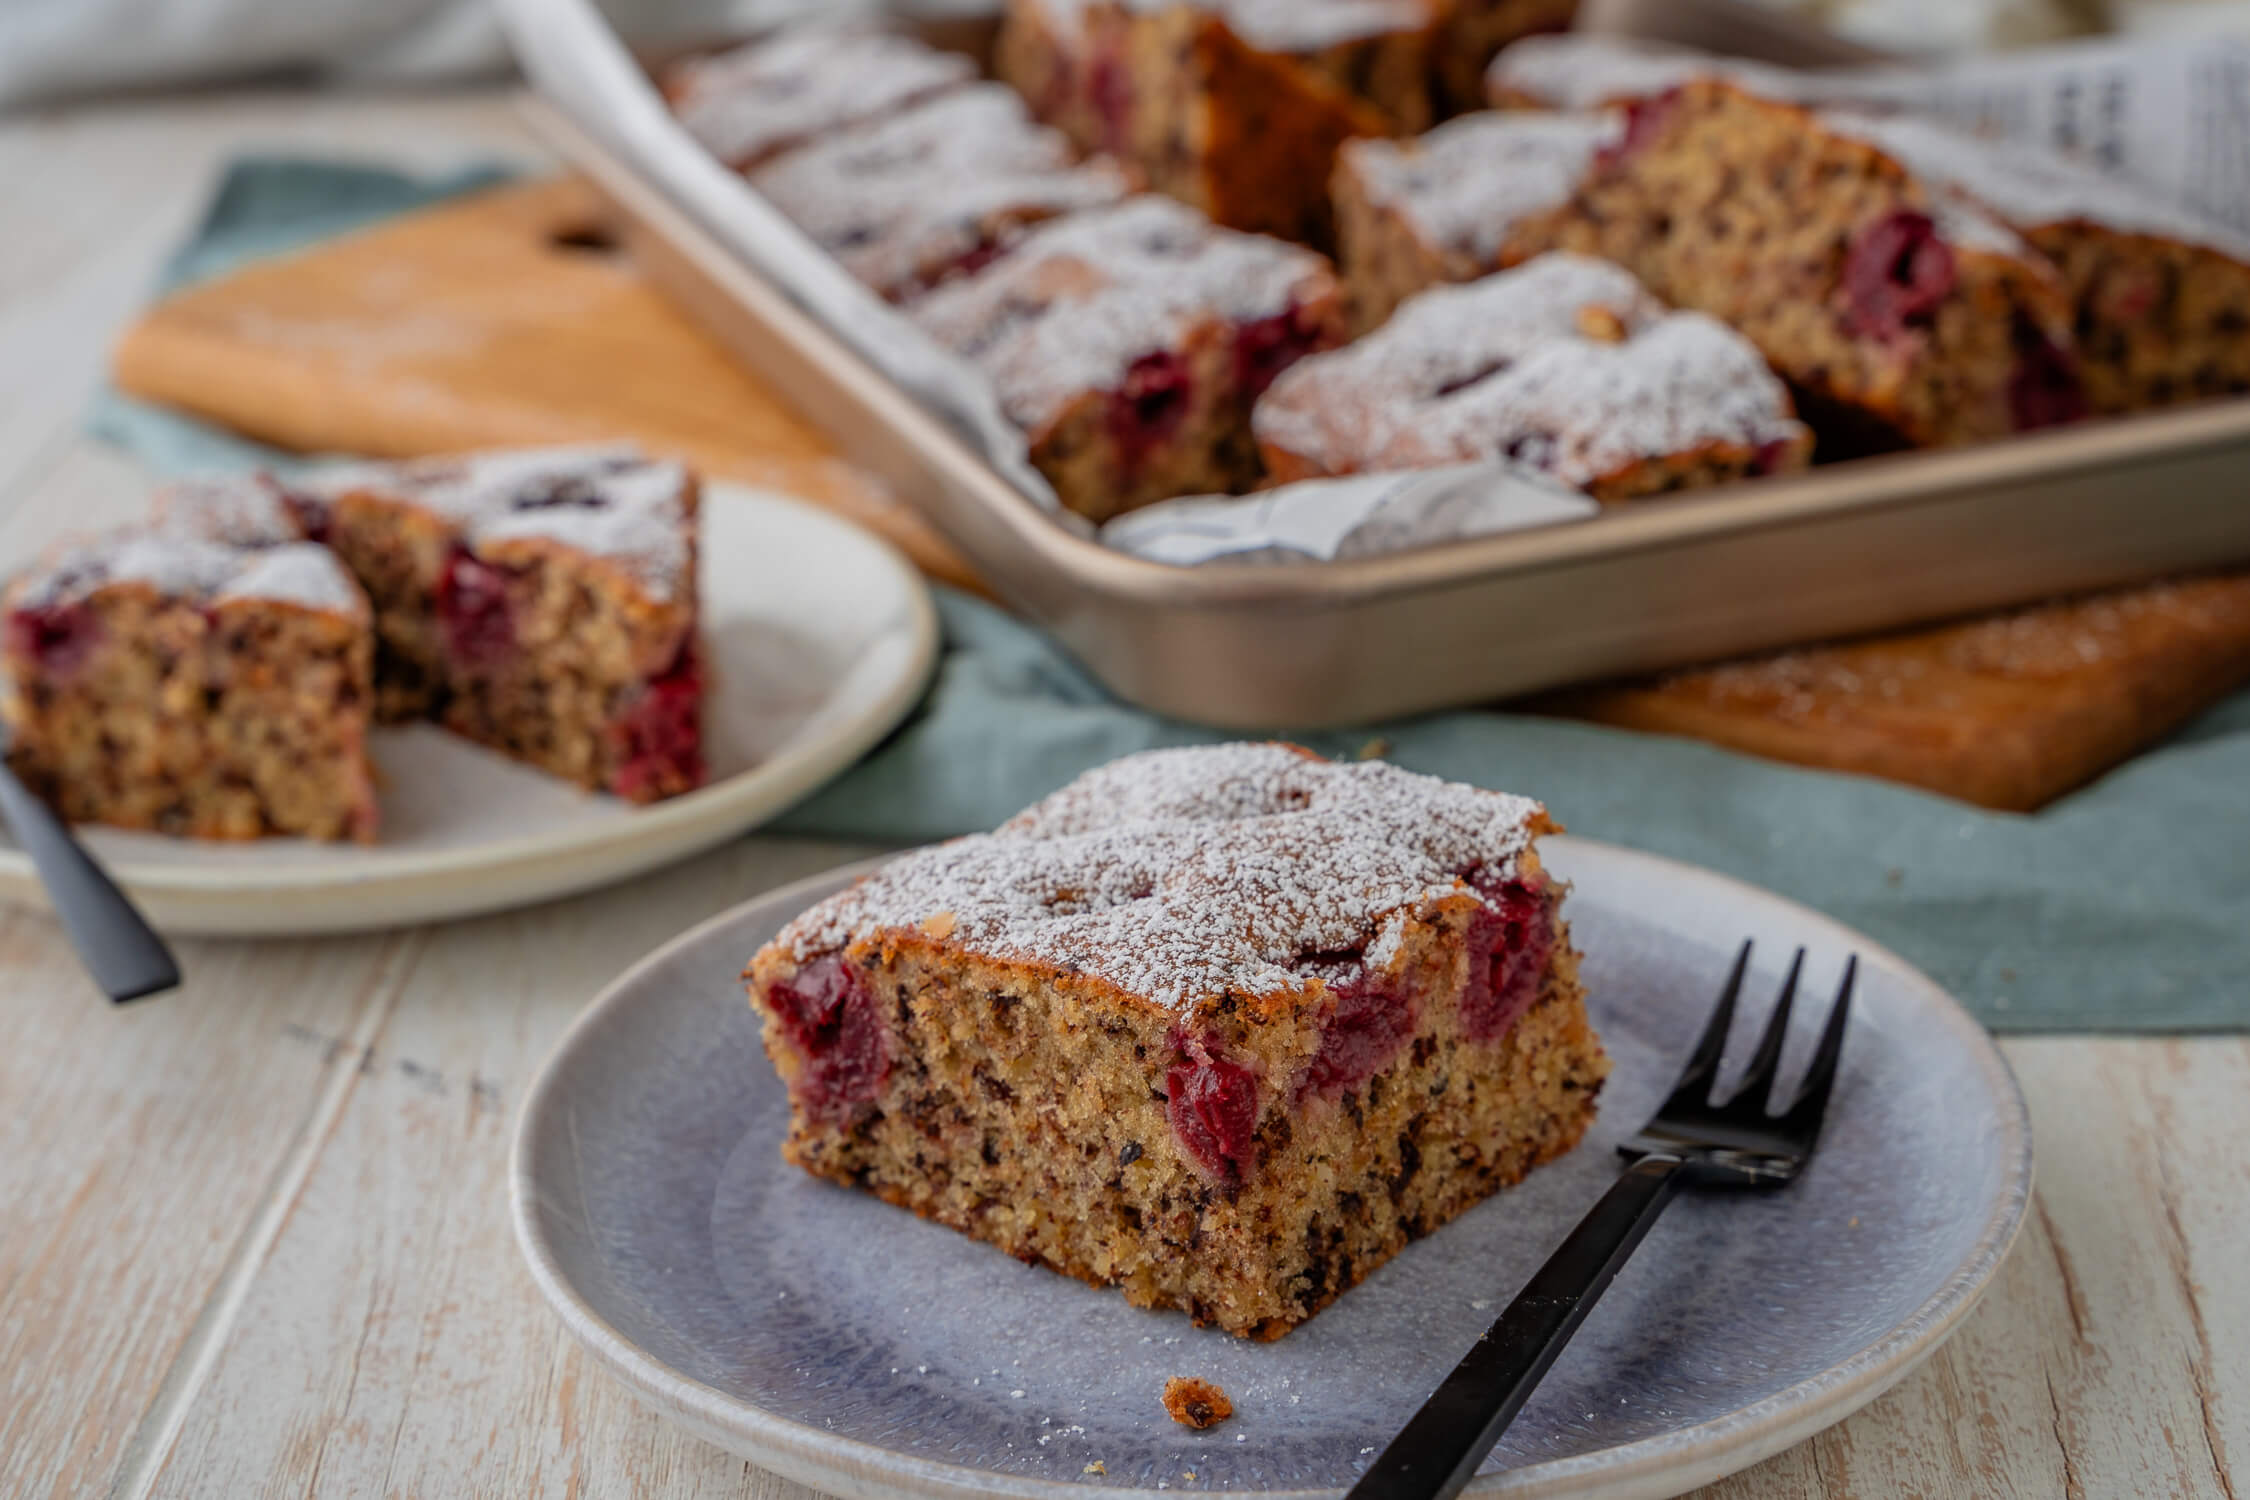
1427, 0, 1580, 113
1818, 115, 2250, 417
997, 0, 1433, 246
661, 26, 976, 172
743, 742, 1608, 1339
2, 528, 379, 842
1256, 253, 1814, 500
1334, 109, 1617, 331
1507, 79, 2086, 451
908, 196, 1345, 521
749, 85, 1135, 302
165, 447, 705, 806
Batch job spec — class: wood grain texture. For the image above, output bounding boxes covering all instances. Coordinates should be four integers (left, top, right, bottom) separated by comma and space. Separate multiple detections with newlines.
1552, 574, 2250, 812
110, 174, 981, 591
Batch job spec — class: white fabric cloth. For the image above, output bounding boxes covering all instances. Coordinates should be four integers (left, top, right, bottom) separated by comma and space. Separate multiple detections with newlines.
0, 0, 985, 106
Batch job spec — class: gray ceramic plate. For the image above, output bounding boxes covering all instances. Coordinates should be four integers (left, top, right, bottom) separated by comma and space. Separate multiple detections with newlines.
512, 837, 2032, 1499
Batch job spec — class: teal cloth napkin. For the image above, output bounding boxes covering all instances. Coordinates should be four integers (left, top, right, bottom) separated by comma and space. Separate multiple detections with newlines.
93, 158, 2250, 1032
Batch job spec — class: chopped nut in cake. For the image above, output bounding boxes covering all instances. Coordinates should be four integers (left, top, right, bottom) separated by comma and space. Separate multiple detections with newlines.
2, 524, 378, 842
909, 196, 1345, 520
1257, 253, 1813, 500
743, 743, 1609, 1340
750, 85, 1133, 302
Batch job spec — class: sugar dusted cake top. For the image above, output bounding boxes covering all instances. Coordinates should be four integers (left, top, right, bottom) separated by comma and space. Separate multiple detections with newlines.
1823, 112, 2250, 261
1029, 0, 1428, 52
1257, 254, 1806, 487
751, 85, 1133, 295
776, 742, 1546, 1011
6, 530, 365, 620
1344, 110, 1619, 265
908, 196, 1334, 429
667, 26, 975, 167
1485, 33, 1818, 110
303, 445, 695, 601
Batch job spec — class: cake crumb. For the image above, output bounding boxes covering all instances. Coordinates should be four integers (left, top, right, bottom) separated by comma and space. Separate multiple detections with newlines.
1084, 1460, 1107, 1475
1163, 1376, 1233, 1430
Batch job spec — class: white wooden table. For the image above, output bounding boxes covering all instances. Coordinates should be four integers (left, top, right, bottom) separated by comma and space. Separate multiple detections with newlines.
2, 85, 2245, 1500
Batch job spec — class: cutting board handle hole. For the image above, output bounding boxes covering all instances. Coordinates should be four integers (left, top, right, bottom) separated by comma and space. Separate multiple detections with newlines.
549, 221, 625, 260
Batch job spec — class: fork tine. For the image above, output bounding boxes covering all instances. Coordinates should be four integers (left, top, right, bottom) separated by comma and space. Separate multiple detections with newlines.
1730, 947, 1805, 1110
1664, 940, 1750, 1108
1779, 956, 1857, 1132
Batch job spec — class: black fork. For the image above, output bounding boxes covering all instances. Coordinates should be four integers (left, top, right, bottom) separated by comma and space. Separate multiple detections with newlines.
1347, 942, 1856, 1500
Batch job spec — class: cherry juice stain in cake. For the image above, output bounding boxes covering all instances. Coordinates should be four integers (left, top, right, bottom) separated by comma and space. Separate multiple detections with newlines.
1843, 211, 1957, 340
436, 549, 518, 667
5, 601, 103, 680
1297, 955, 1418, 1103
767, 954, 892, 1121
1460, 874, 1553, 1043
1233, 305, 1327, 400
2009, 317, 2090, 430
607, 642, 706, 802
1166, 1035, 1260, 1188
1110, 350, 1195, 469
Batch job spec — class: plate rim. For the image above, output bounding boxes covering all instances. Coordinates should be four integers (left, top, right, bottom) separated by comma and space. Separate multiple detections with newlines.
0, 482, 939, 923
510, 837, 2034, 1500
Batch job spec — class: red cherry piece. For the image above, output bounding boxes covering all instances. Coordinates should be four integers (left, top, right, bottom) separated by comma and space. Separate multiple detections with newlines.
1166, 1046, 1259, 1187
1460, 876, 1553, 1043
1842, 210, 1957, 339
435, 548, 517, 667
608, 643, 705, 801
768, 954, 890, 1120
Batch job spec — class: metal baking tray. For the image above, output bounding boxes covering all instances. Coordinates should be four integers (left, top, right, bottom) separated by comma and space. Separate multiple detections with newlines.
519, 40, 2250, 731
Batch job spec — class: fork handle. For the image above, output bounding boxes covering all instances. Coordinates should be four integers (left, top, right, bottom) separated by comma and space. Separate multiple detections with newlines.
1347, 1153, 1690, 1500
0, 760, 180, 1003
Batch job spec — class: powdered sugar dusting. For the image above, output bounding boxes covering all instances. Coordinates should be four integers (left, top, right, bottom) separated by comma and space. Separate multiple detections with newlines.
1036, 0, 1428, 53
310, 446, 694, 600
667, 26, 974, 167
152, 474, 300, 547
1485, 33, 1819, 111
1345, 111, 1618, 265
908, 197, 1334, 431
217, 543, 367, 617
1825, 112, 2250, 261
776, 743, 1544, 1011
8, 531, 362, 619
752, 85, 1132, 298
1256, 254, 1806, 490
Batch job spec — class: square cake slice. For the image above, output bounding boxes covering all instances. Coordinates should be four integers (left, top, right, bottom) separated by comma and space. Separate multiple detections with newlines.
997, 0, 1429, 247
661, 26, 976, 172
743, 743, 1609, 1339
749, 84, 1134, 302
908, 196, 1344, 520
1333, 109, 1619, 331
2, 528, 378, 841
1255, 253, 1814, 500
291, 446, 703, 804
1504, 79, 2088, 451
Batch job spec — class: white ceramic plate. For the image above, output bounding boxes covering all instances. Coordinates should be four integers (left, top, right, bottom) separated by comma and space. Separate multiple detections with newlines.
0, 483, 936, 935
512, 837, 2033, 1500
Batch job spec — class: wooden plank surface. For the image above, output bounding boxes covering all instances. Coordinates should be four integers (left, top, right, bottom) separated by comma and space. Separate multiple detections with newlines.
0, 83, 2242, 1500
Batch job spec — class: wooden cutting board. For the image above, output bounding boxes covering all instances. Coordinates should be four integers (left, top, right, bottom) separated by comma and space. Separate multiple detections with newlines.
110, 175, 2250, 810
112, 176, 980, 590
